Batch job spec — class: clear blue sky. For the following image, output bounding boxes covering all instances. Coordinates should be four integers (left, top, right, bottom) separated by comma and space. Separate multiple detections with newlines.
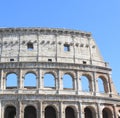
0, 0, 120, 92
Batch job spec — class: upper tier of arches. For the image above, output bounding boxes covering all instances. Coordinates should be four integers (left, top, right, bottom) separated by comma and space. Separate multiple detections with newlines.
0, 68, 115, 96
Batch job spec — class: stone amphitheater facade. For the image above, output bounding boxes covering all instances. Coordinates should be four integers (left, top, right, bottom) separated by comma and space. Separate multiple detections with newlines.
0, 27, 120, 118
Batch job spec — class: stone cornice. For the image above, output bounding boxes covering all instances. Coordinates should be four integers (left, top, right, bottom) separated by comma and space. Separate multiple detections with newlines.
0, 27, 91, 37
0, 61, 111, 73
1, 94, 120, 103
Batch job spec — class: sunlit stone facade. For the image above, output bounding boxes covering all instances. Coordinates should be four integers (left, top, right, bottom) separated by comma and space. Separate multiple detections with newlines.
0, 28, 120, 118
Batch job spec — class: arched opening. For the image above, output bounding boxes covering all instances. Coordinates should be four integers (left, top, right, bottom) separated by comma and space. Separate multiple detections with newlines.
45, 106, 56, 118
102, 108, 112, 118
81, 75, 91, 92
6, 73, 17, 89
24, 106, 37, 118
65, 107, 75, 118
4, 106, 16, 118
44, 73, 55, 88
97, 76, 108, 93
63, 74, 73, 89
118, 110, 120, 118
24, 73, 37, 88
84, 107, 93, 118
98, 77, 105, 93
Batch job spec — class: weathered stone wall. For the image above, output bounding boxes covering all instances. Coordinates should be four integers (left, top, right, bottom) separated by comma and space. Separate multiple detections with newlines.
0, 28, 104, 66
0, 28, 119, 118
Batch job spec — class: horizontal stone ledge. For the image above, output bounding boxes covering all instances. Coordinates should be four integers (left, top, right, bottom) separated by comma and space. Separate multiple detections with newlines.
0, 61, 111, 72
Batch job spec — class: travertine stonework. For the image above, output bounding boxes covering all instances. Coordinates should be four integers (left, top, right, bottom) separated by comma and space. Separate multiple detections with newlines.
0, 28, 120, 118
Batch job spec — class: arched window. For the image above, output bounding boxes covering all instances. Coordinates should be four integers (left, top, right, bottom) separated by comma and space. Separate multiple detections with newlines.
6, 73, 17, 89
102, 108, 112, 118
84, 107, 93, 118
24, 106, 37, 118
27, 42, 34, 50
44, 73, 55, 88
45, 106, 56, 118
4, 106, 16, 118
97, 76, 108, 93
24, 73, 37, 88
98, 77, 105, 93
63, 74, 73, 89
65, 107, 75, 118
81, 75, 90, 92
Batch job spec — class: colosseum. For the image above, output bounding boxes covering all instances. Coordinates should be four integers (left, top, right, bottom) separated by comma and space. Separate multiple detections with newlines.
0, 27, 120, 118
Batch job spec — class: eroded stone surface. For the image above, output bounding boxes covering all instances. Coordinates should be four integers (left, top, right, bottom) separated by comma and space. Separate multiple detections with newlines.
0, 28, 119, 118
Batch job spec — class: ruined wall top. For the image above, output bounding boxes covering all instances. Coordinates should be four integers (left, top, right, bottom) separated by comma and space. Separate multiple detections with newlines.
0, 27, 106, 67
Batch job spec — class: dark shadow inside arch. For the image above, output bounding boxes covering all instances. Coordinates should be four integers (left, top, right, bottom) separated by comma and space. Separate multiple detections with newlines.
45, 106, 56, 118
102, 108, 112, 118
84, 107, 93, 118
4, 106, 16, 118
24, 106, 37, 118
65, 107, 75, 118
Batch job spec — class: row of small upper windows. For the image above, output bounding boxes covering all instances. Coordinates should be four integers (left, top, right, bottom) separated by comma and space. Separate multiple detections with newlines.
27, 42, 95, 51
5, 72, 107, 93
27, 42, 70, 51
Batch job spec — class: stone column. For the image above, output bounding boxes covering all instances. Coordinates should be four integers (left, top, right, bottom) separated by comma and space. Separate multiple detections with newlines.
39, 69, 43, 90
58, 70, 63, 91
93, 72, 97, 95
113, 105, 117, 118
18, 69, 23, 92
17, 100, 23, 118
74, 77, 77, 92
79, 73, 82, 92
0, 70, 4, 91
39, 101, 43, 118
97, 103, 102, 118
78, 103, 83, 118
55, 76, 59, 93
0, 101, 1, 118
37, 69, 40, 89
80, 103, 85, 118
76, 71, 80, 94
1, 104, 4, 118
59, 102, 64, 118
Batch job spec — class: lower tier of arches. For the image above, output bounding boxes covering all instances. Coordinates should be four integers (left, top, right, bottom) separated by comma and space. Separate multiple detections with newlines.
1, 100, 120, 118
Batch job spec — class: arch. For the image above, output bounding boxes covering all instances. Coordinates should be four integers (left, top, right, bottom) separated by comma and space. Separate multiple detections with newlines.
6, 73, 18, 89
97, 76, 108, 93
84, 107, 93, 118
24, 72, 37, 88
118, 110, 120, 118
65, 106, 75, 118
102, 107, 112, 118
80, 75, 91, 92
44, 73, 56, 88
4, 106, 16, 118
24, 106, 37, 118
84, 106, 96, 118
45, 106, 57, 118
63, 74, 74, 89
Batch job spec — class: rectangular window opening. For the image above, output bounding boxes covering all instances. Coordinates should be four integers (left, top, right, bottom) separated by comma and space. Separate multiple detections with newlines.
83, 61, 87, 64
27, 42, 34, 50
10, 59, 14, 62
64, 44, 70, 52
48, 59, 52, 62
